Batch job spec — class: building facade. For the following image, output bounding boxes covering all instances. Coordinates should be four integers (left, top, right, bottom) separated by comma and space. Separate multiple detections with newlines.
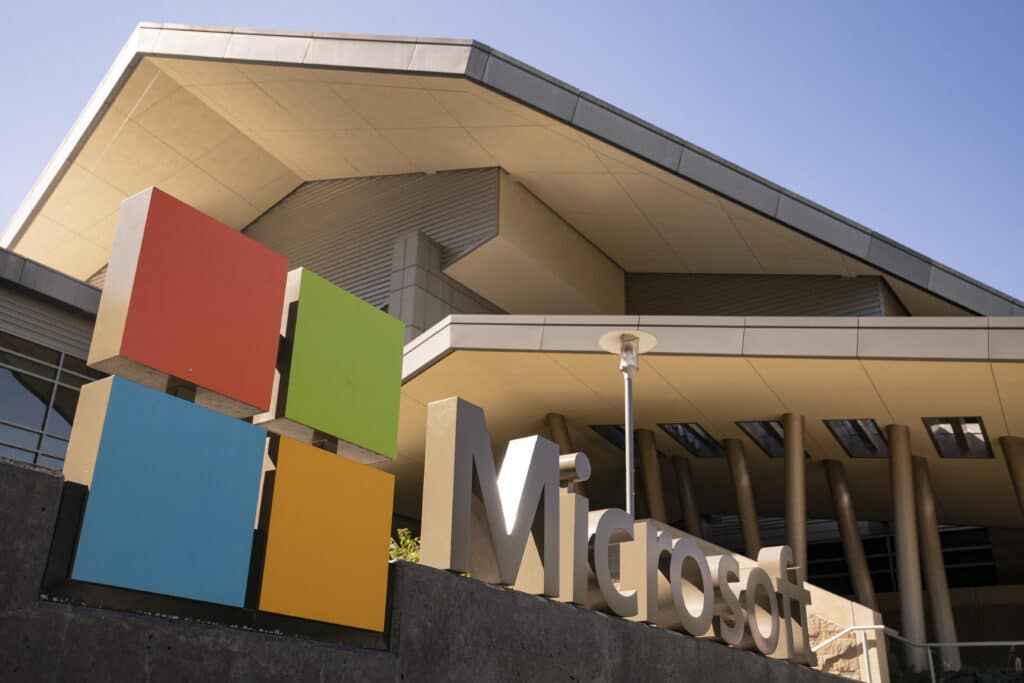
2, 23, 1024, 680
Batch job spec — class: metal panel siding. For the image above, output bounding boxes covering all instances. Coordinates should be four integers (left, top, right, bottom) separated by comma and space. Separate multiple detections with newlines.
0, 285, 94, 358
87, 266, 107, 289
626, 274, 901, 317
243, 169, 500, 308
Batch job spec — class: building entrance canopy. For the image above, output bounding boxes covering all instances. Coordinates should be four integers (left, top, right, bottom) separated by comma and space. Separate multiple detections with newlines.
391, 314, 1024, 528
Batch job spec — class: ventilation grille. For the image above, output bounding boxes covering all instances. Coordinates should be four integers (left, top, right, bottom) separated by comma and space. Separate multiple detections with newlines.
626, 273, 907, 317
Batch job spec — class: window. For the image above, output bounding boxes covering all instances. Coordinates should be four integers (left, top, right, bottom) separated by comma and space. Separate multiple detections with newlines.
659, 423, 724, 457
591, 424, 628, 450
736, 420, 810, 458
824, 419, 888, 458
0, 331, 103, 469
923, 417, 993, 458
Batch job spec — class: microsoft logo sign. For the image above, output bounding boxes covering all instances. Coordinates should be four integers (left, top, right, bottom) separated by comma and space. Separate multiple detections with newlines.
63, 187, 402, 632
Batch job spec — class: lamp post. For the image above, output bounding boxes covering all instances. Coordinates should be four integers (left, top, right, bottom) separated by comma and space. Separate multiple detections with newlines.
599, 330, 657, 518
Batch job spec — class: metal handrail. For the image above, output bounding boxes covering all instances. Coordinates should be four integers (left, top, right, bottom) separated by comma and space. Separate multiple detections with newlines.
811, 623, 1024, 683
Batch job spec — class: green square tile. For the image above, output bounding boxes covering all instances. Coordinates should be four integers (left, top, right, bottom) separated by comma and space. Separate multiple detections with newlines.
285, 269, 403, 460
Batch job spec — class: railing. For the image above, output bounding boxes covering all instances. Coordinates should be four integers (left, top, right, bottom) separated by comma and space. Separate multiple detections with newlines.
812, 624, 1024, 683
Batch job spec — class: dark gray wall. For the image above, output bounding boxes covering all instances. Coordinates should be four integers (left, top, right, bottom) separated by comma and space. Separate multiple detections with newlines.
0, 250, 99, 358
244, 169, 500, 309
626, 274, 908, 317
0, 458, 844, 683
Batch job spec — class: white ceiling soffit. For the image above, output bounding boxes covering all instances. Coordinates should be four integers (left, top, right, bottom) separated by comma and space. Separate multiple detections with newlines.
3, 23, 1021, 317
390, 315, 1024, 527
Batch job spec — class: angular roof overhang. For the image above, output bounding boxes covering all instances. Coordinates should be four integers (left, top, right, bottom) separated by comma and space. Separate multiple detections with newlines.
4, 23, 1021, 316
390, 314, 1024, 527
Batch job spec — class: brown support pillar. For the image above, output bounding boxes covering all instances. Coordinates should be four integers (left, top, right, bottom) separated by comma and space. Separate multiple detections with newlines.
672, 457, 702, 536
913, 456, 961, 671
887, 424, 928, 673
636, 429, 668, 523
724, 438, 761, 557
783, 413, 807, 581
545, 413, 586, 497
823, 460, 878, 611
1000, 436, 1024, 515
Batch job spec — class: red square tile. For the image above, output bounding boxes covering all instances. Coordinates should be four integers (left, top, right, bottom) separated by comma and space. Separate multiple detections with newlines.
89, 187, 288, 416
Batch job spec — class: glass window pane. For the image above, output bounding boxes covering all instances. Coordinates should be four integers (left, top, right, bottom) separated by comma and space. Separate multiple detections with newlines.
0, 368, 52, 430
45, 386, 79, 438
58, 371, 90, 389
36, 454, 64, 470
0, 422, 41, 450
0, 349, 57, 379
60, 355, 104, 380
41, 436, 68, 458
0, 443, 36, 464
0, 331, 60, 365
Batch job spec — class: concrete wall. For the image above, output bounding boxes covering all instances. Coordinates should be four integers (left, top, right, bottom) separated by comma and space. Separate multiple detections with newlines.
0, 458, 849, 682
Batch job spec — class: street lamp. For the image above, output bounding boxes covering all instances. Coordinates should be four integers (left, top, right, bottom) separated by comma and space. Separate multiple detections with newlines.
599, 330, 657, 517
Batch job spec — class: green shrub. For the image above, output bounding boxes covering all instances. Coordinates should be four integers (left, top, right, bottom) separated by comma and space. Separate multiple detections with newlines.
389, 528, 421, 563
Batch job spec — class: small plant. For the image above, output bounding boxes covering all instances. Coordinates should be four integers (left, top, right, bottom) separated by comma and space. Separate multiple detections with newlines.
389, 528, 421, 563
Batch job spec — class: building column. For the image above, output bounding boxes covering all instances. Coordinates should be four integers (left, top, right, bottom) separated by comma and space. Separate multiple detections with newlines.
724, 438, 761, 557
1000, 436, 1024, 515
886, 424, 928, 673
783, 413, 807, 581
672, 457, 702, 536
823, 460, 877, 611
636, 429, 668, 523
545, 413, 587, 497
913, 456, 961, 671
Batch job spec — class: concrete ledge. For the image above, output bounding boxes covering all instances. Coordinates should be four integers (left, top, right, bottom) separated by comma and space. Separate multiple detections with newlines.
0, 457, 847, 682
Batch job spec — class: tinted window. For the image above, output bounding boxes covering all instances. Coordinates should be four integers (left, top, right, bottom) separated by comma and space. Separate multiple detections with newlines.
0, 369, 51, 430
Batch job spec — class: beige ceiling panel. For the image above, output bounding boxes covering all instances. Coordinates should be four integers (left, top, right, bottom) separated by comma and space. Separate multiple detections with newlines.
246, 129, 360, 178
431, 89, 540, 128
747, 358, 892, 423
380, 128, 497, 171
647, 355, 788, 421
192, 82, 301, 132
15, 217, 107, 279
548, 353, 697, 426
150, 57, 248, 86
37, 164, 125, 233
247, 174, 303, 215
582, 136, 657, 174
649, 213, 761, 274
13, 215, 74, 262
77, 117, 189, 197
134, 87, 239, 161
467, 126, 606, 174
158, 164, 260, 229
616, 171, 718, 213
731, 210, 849, 276
992, 363, 1024, 435
111, 59, 183, 117
81, 211, 121, 253
257, 80, 371, 130
331, 84, 459, 129
561, 211, 682, 272
517, 172, 638, 218
318, 69, 437, 90
194, 133, 298, 204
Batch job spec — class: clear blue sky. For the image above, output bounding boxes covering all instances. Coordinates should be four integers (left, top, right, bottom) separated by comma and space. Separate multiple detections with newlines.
2, 1, 1022, 299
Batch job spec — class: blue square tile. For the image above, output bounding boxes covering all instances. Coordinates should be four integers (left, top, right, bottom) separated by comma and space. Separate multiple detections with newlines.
71, 377, 266, 607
